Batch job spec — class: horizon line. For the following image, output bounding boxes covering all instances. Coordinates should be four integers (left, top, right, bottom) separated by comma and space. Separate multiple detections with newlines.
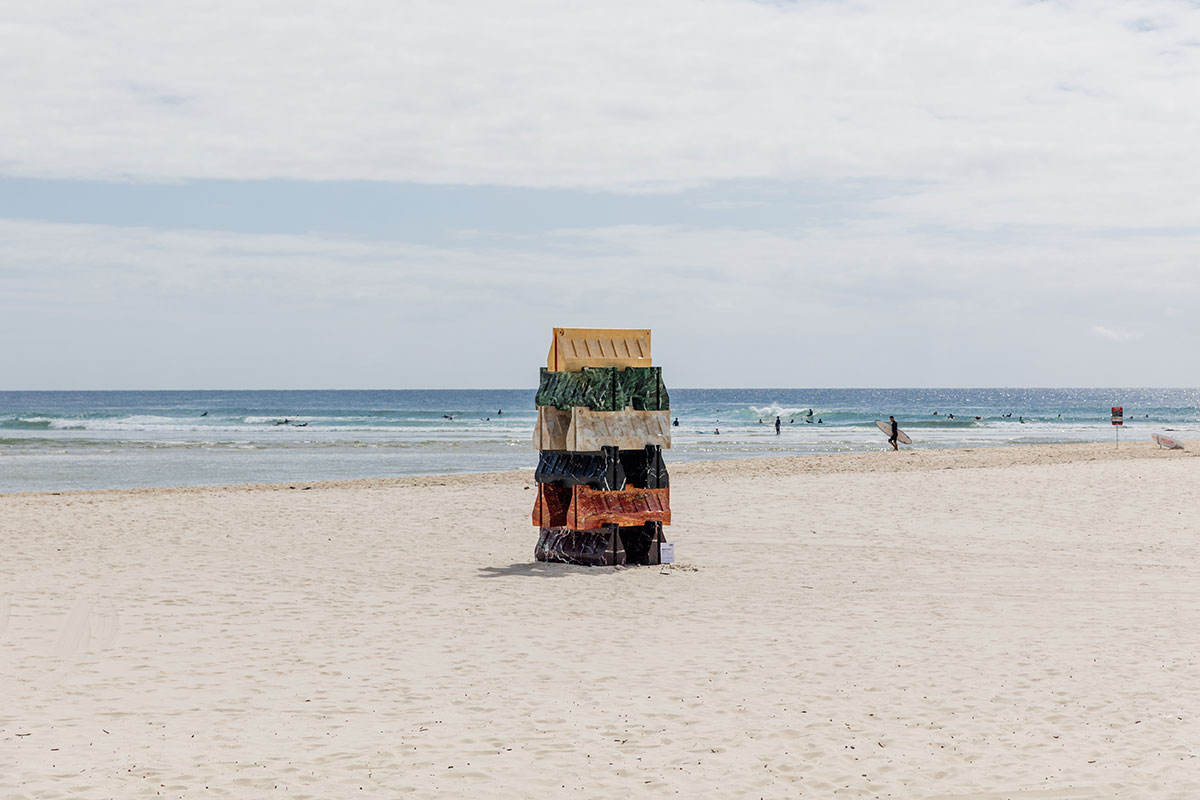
2, 386, 1196, 393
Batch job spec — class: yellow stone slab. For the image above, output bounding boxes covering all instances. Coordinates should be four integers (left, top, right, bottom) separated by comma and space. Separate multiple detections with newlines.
533, 407, 572, 451
533, 407, 671, 451
547, 327, 652, 372
570, 408, 671, 451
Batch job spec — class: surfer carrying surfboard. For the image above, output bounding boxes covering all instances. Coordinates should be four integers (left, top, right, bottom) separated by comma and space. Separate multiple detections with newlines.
874, 417, 912, 448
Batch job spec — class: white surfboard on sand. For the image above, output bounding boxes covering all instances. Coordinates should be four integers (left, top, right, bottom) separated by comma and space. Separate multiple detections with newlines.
875, 419, 912, 445
1152, 433, 1183, 450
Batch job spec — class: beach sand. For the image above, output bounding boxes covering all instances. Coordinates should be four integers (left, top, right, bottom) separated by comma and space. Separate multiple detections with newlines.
2, 442, 1199, 798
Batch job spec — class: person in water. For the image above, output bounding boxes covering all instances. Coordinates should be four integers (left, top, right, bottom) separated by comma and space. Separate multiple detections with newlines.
672, 417, 679, 427
888, 415, 899, 451
775, 415, 781, 434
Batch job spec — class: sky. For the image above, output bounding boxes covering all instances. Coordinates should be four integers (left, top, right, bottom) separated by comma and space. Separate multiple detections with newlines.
2, 0, 1199, 389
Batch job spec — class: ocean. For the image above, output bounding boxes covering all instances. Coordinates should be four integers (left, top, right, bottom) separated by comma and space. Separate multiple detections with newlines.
1, 388, 1197, 493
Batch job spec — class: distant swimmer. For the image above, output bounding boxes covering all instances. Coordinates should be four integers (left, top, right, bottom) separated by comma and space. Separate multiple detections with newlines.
714, 428, 720, 435
974, 416, 981, 420
888, 415, 899, 451
775, 416, 781, 434
274, 418, 290, 426
1019, 417, 1026, 423
443, 414, 454, 420
789, 418, 794, 424
817, 418, 823, 423
758, 418, 763, 424
200, 411, 208, 417
948, 413, 955, 420
933, 411, 938, 415
498, 409, 502, 415
673, 417, 679, 427
295, 422, 308, 427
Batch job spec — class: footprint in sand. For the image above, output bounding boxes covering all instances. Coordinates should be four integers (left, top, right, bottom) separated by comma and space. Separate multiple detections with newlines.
42, 596, 120, 685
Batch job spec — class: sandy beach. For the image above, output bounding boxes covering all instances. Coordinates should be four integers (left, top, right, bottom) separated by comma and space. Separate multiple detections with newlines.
2, 441, 1199, 798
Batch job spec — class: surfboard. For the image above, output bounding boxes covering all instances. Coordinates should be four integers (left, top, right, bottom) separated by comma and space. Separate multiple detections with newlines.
875, 419, 912, 445
1152, 433, 1183, 450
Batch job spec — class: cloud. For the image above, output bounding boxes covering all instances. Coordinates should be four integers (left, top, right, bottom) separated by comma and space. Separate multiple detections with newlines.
2, 216, 1197, 388
2, 2, 1200, 218
1091, 325, 1143, 342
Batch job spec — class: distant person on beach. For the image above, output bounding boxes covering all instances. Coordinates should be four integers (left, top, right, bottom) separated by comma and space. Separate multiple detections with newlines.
775, 416, 781, 434
888, 415, 899, 451
673, 417, 679, 427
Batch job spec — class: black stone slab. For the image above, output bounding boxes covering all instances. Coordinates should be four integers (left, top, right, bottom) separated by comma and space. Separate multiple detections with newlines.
619, 521, 666, 566
534, 525, 626, 567
619, 445, 669, 489
534, 446, 626, 490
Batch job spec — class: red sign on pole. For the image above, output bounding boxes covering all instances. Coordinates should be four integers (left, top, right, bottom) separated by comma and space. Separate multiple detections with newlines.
1111, 407, 1123, 426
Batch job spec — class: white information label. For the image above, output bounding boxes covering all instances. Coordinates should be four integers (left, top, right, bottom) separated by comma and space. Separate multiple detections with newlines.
659, 542, 675, 564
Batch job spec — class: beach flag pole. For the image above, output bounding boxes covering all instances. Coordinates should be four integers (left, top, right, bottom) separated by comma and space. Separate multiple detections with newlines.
1112, 406, 1122, 449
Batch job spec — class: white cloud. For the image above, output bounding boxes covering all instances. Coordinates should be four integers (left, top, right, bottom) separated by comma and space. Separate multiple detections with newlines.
2, 217, 1197, 388
2, 0, 1200, 231
1091, 325, 1142, 342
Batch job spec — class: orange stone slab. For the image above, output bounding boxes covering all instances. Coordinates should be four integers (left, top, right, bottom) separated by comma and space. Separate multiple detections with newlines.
568, 485, 671, 530
534, 485, 672, 529
532, 484, 573, 528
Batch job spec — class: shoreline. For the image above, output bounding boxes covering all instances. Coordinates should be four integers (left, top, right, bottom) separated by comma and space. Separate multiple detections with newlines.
1, 439, 1193, 499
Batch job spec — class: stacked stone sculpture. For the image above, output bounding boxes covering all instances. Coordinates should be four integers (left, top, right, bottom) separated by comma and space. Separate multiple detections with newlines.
532, 328, 671, 566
